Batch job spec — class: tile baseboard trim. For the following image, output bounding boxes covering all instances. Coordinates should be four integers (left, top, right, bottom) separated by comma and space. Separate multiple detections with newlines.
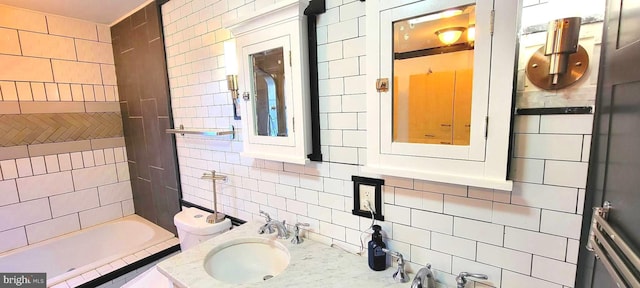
19, 101, 85, 114
85, 102, 121, 113
0, 146, 29, 160
0, 102, 21, 114
91, 137, 126, 150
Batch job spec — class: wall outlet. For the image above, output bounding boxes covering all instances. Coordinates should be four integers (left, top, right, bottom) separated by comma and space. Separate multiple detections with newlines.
351, 176, 385, 221
359, 185, 376, 212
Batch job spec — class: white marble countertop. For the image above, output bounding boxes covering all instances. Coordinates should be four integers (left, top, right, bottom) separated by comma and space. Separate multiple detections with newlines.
157, 221, 414, 288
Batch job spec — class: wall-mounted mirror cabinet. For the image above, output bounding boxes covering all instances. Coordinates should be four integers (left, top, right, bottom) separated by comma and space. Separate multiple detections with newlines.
227, 0, 311, 164
365, 0, 520, 190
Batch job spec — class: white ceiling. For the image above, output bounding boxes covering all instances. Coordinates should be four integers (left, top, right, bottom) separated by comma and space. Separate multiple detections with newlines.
0, 0, 152, 25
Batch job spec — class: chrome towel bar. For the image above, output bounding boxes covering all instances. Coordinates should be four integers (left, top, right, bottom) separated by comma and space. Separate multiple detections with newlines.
166, 124, 235, 138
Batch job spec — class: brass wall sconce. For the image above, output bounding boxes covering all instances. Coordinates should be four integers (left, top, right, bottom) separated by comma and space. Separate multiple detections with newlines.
526, 17, 589, 90
224, 39, 241, 120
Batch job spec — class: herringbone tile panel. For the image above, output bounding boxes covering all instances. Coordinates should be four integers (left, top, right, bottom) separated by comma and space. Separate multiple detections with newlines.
0, 113, 123, 146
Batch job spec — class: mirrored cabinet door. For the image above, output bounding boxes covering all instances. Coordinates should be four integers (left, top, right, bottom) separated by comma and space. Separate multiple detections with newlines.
380, 0, 491, 160
241, 36, 295, 147
227, 0, 311, 165
365, 0, 518, 190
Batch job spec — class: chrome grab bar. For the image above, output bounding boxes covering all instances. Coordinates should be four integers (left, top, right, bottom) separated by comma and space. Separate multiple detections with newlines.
586, 204, 640, 288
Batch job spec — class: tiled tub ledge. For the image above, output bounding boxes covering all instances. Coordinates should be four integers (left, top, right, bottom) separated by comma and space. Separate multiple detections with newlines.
51, 238, 180, 288
157, 221, 410, 288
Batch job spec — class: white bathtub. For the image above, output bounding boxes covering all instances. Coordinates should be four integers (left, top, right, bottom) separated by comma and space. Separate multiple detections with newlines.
0, 215, 174, 287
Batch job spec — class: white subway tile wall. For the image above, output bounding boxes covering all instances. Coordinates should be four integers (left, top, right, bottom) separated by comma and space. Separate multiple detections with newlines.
0, 148, 132, 249
135, 0, 597, 287
165, 0, 595, 287
0, 5, 129, 253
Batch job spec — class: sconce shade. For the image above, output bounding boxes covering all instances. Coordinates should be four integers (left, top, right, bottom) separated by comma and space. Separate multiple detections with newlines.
224, 39, 238, 75
435, 27, 465, 45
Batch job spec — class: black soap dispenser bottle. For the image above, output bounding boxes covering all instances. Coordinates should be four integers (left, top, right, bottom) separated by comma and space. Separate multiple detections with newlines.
368, 225, 387, 271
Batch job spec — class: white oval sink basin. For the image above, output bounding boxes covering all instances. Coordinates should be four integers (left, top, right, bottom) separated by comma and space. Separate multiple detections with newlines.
204, 238, 290, 284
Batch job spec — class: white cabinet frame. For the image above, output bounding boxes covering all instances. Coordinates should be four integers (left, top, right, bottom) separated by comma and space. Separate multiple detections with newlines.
364, 0, 519, 190
228, 0, 311, 165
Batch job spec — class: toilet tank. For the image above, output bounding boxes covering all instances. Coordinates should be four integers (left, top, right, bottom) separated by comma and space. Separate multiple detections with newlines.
173, 207, 232, 251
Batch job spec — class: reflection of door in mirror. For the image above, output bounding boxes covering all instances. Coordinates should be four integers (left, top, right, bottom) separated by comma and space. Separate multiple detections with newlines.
250, 47, 287, 137
392, 4, 475, 146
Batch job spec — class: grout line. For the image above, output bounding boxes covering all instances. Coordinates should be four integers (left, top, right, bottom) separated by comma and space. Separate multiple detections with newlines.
15, 28, 23, 56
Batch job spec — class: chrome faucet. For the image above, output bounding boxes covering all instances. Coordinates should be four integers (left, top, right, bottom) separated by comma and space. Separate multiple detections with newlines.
382, 248, 410, 283
411, 264, 436, 288
257, 210, 275, 234
456, 272, 488, 288
266, 219, 289, 239
291, 222, 309, 244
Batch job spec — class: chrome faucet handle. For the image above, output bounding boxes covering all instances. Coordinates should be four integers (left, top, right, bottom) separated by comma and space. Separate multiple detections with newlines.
456, 272, 488, 288
259, 210, 272, 221
258, 210, 275, 234
291, 222, 309, 244
382, 248, 410, 283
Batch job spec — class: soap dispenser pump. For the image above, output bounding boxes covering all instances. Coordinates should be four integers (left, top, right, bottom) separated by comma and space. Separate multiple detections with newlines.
368, 225, 387, 271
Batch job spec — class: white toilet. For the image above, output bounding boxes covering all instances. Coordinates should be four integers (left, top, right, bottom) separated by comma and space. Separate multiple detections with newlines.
122, 207, 232, 288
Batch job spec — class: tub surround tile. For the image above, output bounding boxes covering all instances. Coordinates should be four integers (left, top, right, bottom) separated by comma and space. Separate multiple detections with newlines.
25, 214, 80, 244
0, 81, 18, 101
49, 188, 100, 218
94, 150, 106, 166
0, 160, 19, 179
70, 152, 84, 169
75, 39, 115, 64
0, 27, 21, 55
16, 82, 33, 101
28, 157, 46, 176
58, 153, 73, 171
16, 171, 74, 201
52, 60, 103, 85
45, 83, 60, 101
122, 199, 135, 216
98, 181, 133, 205
0, 198, 51, 231
82, 151, 95, 167
0, 227, 28, 254
15, 158, 33, 177
0, 180, 19, 206
72, 164, 118, 190
0, 55, 53, 82
79, 202, 123, 228
18, 31, 76, 60
46, 15, 98, 41
0, 5, 47, 32
44, 155, 60, 173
